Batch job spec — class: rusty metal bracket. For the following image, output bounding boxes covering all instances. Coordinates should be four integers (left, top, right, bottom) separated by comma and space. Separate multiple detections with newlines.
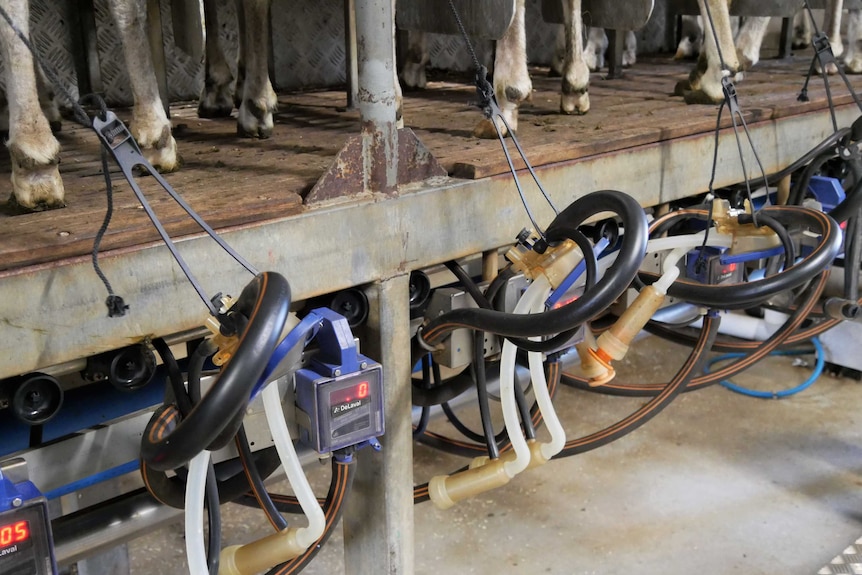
305, 128, 447, 205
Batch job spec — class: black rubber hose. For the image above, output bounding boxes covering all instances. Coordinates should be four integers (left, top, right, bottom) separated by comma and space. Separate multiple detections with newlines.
444, 260, 492, 309
736, 212, 795, 269
825, 160, 862, 223
264, 455, 356, 575
151, 338, 194, 416
506, 225, 599, 353
421, 190, 647, 345
140, 442, 283, 510
789, 149, 834, 206
205, 461, 220, 574
236, 426, 288, 531
639, 206, 841, 308
141, 272, 291, 471
474, 331, 499, 459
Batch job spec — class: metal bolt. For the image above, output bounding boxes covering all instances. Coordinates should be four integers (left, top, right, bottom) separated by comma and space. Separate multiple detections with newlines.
11, 497, 22, 508
334, 369, 342, 377
360, 361, 368, 369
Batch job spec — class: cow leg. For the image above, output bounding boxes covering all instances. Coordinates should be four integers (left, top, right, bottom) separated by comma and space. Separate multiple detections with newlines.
474, 0, 530, 137
735, 16, 770, 71
792, 9, 812, 49
108, 0, 178, 171
560, 0, 589, 115
236, 0, 276, 138
584, 27, 607, 72
198, 0, 235, 118
401, 30, 428, 89
550, 24, 565, 77
676, 0, 738, 105
0, 0, 64, 210
845, 9, 862, 73
675, 15, 703, 60
622, 30, 637, 67
823, 0, 844, 60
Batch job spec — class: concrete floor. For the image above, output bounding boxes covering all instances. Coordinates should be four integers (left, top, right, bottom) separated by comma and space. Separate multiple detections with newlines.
123, 334, 862, 575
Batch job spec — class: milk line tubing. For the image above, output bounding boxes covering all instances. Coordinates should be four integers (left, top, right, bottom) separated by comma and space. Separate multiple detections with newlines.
0, 5, 257, 320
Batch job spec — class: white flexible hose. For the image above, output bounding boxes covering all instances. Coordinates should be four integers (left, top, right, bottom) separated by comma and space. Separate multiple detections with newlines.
527, 282, 566, 461
500, 275, 550, 477
185, 449, 210, 575
646, 230, 733, 254
262, 381, 325, 548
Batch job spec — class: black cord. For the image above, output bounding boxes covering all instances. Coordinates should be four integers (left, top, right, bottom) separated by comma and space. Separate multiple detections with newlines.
236, 426, 288, 531
152, 338, 194, 416
204, 461, 221, 574
473, 331, 499, 458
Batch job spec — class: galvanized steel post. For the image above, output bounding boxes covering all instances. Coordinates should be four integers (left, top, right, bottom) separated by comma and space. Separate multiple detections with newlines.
342, 274, 414, 575
355, 0, 399, 194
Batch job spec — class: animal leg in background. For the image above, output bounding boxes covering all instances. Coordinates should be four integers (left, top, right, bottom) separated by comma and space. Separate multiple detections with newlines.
675, 0, 738, 105
107, 0, 179, 171
0, 0, 64, 210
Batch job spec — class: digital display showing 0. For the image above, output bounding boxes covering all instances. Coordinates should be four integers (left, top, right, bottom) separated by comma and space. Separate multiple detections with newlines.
329, 381, 370, 406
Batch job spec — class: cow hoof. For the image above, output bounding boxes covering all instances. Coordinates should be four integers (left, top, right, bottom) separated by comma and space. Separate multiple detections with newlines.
673, 79, 692, 96
737, 52, 757, 72
143, 140, 180, 173
8, 167, 65, 212
401, 62, 427, 90
7, 137, 65, 210
237, 98, 276, 140
561, 91, 590, 115
846, 58, 862, 74
198, 101, 234, 118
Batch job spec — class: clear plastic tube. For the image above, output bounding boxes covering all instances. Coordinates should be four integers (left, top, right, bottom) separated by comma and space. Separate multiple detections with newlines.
526, 280, 566, 460
262, 381, 325, 549
499, 278, 547, 477
646, 231, 733, 255
185, 450, 210, 575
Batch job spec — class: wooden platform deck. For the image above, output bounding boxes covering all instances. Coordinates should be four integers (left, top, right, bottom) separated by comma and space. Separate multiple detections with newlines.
2, 53, 861, 274
2, 52, 862, 378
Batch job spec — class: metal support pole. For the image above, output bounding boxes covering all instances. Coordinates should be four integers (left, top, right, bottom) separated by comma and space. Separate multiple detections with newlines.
343, 274, 414, 575
607, 29, 624, 79
779, 16, 793, 60
355, 0, 399, 194
344, 0, 360, 109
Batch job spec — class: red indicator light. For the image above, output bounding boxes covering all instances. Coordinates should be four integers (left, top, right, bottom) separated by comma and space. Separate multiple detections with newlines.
0, 520, 29, 547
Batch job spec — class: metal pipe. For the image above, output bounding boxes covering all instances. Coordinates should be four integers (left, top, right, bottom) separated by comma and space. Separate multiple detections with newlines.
354, 0, 399, 194
53, 488, 180, 567
343, 275, 414, 575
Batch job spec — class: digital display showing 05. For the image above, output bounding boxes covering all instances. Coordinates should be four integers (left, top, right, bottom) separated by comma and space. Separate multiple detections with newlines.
0, 519, 30, 549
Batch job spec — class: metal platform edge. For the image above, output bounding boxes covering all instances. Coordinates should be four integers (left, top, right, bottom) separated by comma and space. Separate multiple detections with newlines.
0, 104, 857, 381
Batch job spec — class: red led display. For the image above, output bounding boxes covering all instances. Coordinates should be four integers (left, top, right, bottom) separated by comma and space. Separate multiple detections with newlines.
0, 520, 29, 548
330, 381, 370, 405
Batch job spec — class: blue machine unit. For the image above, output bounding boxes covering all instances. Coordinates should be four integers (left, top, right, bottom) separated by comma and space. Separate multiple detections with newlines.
294, 308, 385, 454
0, 459, 57, 575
